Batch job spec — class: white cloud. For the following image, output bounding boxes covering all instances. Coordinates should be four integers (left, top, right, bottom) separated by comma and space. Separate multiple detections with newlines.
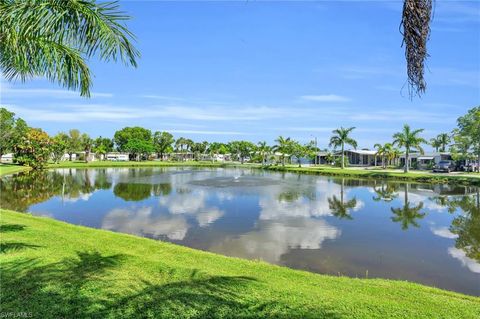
448, 247, 480, 274
6, 103, 303, 123
168, 129, 249, 135
1, 87, 112, 98
300, 94, 351, 102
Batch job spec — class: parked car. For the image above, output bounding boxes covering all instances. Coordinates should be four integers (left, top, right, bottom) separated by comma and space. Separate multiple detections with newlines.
433, 160, 455, 173
463, 162, 479, 172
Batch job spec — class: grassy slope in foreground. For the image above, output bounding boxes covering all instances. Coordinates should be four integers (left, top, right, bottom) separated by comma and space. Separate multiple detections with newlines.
1, 210, 479, 319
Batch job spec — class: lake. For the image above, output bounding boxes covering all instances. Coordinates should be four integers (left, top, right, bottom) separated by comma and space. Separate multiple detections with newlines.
1, 167, 479, 296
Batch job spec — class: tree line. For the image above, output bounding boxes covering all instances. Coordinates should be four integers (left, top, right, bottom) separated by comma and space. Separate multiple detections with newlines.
1, 106, 478, 172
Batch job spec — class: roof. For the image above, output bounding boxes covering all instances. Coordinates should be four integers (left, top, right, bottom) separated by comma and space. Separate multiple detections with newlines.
400, 152, 451, 158
341, 149, 377, 155
418, 156, 434, 160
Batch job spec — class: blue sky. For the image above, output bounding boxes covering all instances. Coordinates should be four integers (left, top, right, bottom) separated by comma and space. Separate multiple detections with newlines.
1, 0, 479, 150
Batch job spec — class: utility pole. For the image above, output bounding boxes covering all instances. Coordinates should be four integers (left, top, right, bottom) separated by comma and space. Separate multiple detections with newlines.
311, 135, 318, 165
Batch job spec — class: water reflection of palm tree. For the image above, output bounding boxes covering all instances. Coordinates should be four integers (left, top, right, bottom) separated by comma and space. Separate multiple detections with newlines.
390, 184, 425, 230
446, 189, 480, 262
328, 179, 357, 220
372, 182, 399, 202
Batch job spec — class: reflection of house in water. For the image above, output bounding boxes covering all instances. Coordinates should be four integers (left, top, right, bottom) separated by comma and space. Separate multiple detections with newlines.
407, 183, 478, 196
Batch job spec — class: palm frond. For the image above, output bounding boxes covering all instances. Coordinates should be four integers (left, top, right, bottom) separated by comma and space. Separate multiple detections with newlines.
0, 0, 139, 96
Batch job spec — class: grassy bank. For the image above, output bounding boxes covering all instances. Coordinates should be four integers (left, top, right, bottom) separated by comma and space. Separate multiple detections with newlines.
262, 165, 480, 186
1, 210, 479, 318
0, 164, 31, 176
1, 161, 479, 186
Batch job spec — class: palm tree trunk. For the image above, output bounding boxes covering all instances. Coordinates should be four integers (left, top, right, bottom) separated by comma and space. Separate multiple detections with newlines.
405, 183, 409, 205
405, 150, 409, 173
341, 143, 345, 169
477, 152, 480, 173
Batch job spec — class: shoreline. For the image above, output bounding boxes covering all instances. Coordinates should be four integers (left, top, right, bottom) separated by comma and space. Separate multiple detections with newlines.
1, 161, 480, 186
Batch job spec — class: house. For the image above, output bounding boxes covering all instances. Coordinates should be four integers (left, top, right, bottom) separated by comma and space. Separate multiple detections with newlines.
337, 149, 379, 166
399, 152, 452, 170
106, 152, 129, 161
61, 153, 77, 161
316, 151, 332, 165
0, 153, 13, 163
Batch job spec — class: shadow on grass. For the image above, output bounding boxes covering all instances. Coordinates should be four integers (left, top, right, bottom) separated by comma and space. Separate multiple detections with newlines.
0, 242, 42, 254
1, 250, 341, 318
0, 224, 26, 232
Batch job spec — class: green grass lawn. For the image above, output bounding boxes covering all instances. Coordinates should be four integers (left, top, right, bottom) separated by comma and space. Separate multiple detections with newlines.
1, 209, 479, 318
0, 163, 31, 176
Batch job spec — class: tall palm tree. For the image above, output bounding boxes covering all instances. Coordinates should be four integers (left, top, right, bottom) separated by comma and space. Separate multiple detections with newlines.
0, 0, 139, 97
436, 133, 451, 152
257, 141, 271, 166
393, 124, 427, 173
329, 127, 357, 169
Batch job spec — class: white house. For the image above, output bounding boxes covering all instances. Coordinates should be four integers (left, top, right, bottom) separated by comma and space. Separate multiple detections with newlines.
106, 152, 129, 161
336, 149, 379, 166
61, 153, 77, 161
0, 153, 13, 163
399, 152, 452, 170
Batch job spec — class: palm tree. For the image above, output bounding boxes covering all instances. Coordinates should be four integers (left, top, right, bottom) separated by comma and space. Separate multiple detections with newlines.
393, 124, 427, 173
374, 143, 393, 169
390, 184, 426, 230
257, 141, 271, 166
325, 152, 335, 165
329, 127, 357, 169
390, 148, 402, 167
0, 0, 139, 97
436, 133, 451, 152
430, 137, 441, 152
274, 136, 292, 166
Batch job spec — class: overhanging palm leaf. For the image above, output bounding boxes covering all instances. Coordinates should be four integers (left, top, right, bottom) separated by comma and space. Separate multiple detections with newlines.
0, 0, 139, 97
401, 0, 433, 97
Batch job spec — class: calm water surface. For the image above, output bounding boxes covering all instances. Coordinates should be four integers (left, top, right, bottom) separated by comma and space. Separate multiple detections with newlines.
1, 167, 479, 296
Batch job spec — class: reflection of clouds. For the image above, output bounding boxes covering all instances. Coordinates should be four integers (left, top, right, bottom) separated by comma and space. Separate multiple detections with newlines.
448, 247, 480, 274
430, 226, 458, 239
408, 193, 446, 212
160, 191, 206, 215
352, 200, 365, 212
197, 209, 224, 227
63, 192, 94, 203
211, 218, 340, 263
259, 180, 342, 220
102, 207, 189, 240
211, 179, 345, 263
159, 190, 224, 227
